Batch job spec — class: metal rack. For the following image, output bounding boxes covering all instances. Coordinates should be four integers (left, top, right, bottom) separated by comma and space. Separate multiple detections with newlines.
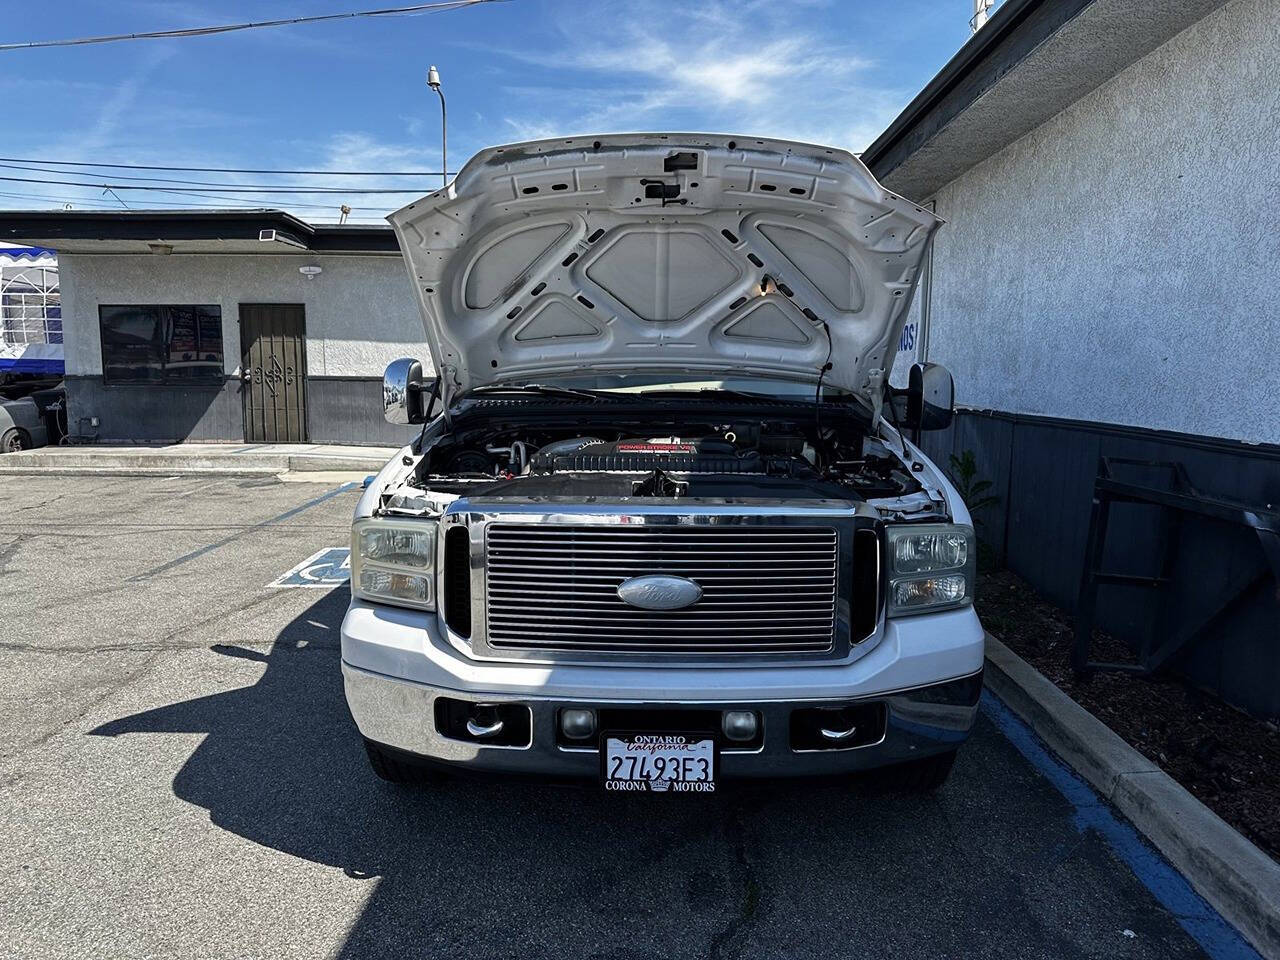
1072, 457, 1280, 677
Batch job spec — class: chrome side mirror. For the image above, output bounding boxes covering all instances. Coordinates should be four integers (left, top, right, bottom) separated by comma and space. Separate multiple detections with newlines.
906, 361, 954, 435
383, 357, 434, 425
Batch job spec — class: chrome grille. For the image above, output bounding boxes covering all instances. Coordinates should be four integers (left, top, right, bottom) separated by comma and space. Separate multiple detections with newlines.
484, 524, 839, 655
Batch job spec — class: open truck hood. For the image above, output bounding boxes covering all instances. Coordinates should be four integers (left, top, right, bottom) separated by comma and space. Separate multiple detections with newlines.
388, 133, 941, 406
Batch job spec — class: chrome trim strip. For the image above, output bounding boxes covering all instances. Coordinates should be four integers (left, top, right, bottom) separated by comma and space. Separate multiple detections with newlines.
792, 719, 889, 754
345, 659, 984, 706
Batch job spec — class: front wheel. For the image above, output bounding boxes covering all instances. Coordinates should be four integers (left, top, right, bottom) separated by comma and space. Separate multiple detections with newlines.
1, 428, 30, 453
875, 749, 957, 792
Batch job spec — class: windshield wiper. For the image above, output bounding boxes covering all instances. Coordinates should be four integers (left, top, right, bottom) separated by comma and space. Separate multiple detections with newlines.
695, 387, 783, 402
467, 383, 624, 402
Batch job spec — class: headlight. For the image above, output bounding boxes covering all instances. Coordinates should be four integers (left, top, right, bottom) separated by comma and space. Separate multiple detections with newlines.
351, 518, 437, 610
885, 523, 975, 617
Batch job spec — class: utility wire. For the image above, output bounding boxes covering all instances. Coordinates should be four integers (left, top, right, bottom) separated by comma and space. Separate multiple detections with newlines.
0, 185, 402, 212
0, 0, 504, 52
0, 191, 394, 222
0, 188, 394, 212
102, 187, 131, 210
98, 184, 399, 207
0, 190, 125, 208
0, 156, 446, 177
0, 184, 398, 218
0, 174, 425, 194
0, 162, 428, 191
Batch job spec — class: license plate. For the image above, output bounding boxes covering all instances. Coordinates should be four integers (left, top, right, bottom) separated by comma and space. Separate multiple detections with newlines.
602, 733, 717, 793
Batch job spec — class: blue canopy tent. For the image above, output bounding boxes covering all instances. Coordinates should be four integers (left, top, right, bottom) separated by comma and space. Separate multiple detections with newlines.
0, 246, 63, 379
0, 342, 63, 375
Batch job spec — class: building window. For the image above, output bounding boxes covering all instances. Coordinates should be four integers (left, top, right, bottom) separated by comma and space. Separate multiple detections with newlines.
99, 305, 224, 385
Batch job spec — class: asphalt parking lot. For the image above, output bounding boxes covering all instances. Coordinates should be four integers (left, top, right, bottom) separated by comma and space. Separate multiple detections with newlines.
0, 475, 1252, 960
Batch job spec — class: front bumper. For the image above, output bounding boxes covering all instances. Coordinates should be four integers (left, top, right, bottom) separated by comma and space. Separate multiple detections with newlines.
341, 599, 986, 779
345, 661, 982, 778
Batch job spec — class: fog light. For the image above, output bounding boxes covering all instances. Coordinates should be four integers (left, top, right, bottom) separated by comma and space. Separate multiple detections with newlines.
722, 710, 758, 742
560, 708, 596, 740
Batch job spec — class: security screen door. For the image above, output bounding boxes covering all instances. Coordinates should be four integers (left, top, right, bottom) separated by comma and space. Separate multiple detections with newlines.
239, 303, 308, 442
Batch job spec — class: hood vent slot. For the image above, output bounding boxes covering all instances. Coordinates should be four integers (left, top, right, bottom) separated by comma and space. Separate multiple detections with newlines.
663, 151, 699, 172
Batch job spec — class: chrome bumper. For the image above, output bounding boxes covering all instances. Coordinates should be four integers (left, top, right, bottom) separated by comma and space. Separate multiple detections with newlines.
342, 661, 983, 779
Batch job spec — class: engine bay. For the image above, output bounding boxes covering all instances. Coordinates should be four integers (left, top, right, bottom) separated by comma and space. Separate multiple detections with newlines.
405, 410, 927, 504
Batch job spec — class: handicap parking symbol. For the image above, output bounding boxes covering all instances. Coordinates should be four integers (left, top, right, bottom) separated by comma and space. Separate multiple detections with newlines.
272, 547, 351, 588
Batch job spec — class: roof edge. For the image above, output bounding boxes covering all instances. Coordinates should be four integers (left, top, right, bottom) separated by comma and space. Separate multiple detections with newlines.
861, 0, 1085, 179
0, 209, 397, 253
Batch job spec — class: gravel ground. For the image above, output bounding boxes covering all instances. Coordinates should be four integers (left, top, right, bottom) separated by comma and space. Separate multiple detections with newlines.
0, 475, 1237, 959
976, 568, 1280, 863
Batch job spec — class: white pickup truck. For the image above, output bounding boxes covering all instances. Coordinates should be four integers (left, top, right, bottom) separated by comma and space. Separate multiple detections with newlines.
341, 134, 984, 793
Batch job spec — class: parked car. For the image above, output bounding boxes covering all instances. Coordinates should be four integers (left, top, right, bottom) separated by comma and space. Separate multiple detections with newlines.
0, 382, 66, 452
342, 134, 984, 793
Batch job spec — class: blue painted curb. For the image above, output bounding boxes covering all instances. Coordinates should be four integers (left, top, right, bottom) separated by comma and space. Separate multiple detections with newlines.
981, 689, 1263, 960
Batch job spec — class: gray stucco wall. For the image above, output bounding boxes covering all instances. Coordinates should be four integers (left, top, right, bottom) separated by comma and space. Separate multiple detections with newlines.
906, 0, 1280, 720
922, 0, 1280, 445
55, 251, 431, 444
58, 251, 429, 379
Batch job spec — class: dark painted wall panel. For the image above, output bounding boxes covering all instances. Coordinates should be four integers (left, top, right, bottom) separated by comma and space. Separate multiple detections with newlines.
937, 408, 1280, 719
66, 376, 243, 442
67, 375, 419, 447
305, 378, 419, 447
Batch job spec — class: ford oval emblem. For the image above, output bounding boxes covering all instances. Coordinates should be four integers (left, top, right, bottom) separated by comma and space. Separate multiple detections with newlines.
617, 575, 703, 611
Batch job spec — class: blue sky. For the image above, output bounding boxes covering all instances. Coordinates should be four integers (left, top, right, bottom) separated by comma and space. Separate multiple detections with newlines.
0, 0, 989, 223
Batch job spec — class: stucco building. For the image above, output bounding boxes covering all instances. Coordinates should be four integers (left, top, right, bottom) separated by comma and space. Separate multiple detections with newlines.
0, 211, 425, 445
864, 0, 1280, 718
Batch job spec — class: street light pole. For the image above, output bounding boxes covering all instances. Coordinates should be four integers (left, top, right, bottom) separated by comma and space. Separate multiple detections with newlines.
427, 64, 447, 188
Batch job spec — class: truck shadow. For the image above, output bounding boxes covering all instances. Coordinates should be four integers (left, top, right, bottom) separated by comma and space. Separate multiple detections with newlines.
84, 588, 1206, 960
89, 588, 800, 958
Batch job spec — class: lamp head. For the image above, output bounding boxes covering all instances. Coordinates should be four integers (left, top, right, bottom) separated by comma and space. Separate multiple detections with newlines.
427, 65, 441, 90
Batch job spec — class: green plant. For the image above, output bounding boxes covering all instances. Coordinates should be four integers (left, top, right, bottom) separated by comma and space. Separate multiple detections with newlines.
947, 449, 1000, 521
948, 449, 1002, 572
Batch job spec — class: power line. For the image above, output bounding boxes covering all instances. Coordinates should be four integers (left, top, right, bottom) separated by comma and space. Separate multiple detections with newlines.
0, 162, 430, 191
0, 190, 123, 208
0, 0, 504, 52
0, 183, 403, 211
0, 174, 426, 195
106, 184, 398, 208
0, 156, 446, 177
0, 190, 396, 222
0, 185, 399, 212
102, 188, 131, 210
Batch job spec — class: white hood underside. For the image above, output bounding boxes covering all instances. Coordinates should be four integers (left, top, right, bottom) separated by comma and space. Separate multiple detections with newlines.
388, 133, 941, 403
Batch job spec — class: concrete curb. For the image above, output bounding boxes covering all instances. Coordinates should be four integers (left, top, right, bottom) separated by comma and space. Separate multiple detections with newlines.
0, 451, 389, 477
984, 634, 1280, 959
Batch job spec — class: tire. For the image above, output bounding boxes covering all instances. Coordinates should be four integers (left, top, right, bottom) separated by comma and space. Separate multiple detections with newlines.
1, 428, 29, 453
876, 749, 957, 792
363, 738, 439, 787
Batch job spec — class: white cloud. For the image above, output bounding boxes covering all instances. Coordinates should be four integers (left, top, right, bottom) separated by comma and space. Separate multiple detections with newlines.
480, 0, 910, 154
316, 132, 440, 173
